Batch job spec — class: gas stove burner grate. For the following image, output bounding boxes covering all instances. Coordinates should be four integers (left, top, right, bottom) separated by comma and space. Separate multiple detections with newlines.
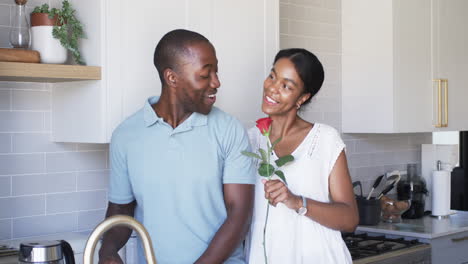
342, 233, 424, 260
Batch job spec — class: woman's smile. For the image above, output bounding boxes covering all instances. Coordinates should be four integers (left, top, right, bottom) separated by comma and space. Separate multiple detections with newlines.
264, 95, 279, 105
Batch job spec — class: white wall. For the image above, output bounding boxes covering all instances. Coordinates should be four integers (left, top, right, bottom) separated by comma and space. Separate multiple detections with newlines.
279, 0, 432, 194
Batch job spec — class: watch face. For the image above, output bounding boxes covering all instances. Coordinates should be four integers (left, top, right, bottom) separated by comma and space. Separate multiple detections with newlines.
298, 207, 307, 216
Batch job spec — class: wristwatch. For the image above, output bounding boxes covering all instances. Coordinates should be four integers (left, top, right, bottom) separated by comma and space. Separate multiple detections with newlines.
297, 195, 308, 216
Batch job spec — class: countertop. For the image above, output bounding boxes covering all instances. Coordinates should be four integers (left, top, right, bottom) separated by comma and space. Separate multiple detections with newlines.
357, 210, 468, 239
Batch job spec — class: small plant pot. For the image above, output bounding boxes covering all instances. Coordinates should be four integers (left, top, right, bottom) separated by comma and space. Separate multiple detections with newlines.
30, 13, 67, 64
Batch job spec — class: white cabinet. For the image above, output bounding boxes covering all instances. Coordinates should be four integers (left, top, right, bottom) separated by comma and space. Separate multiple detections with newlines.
52, 0, 279, 143
342, 0, 468, 133
432, 0, 468, 132
429, 230, 468, 263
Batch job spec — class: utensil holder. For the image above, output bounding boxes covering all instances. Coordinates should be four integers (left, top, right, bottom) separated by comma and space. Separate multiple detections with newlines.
356, 196, 381, 225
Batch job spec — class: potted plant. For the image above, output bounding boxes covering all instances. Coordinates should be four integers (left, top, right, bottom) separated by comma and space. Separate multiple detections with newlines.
30, 0, 85, 65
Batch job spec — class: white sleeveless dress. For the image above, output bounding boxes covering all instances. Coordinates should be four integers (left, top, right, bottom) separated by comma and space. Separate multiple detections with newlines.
245, 123, 352, 264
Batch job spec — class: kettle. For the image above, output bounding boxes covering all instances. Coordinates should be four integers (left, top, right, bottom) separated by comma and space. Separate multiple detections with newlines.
19, 240, 75, 264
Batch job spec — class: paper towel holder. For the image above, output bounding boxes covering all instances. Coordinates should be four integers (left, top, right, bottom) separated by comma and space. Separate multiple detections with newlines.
431, 160, 452, 219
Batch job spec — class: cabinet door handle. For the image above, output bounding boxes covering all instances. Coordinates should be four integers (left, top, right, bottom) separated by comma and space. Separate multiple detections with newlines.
433, 79, 443, 128
452, 236, 468, 243
443, 79, 448, 127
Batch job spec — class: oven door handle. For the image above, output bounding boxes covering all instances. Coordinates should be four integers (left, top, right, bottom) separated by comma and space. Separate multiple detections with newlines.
451, 236, 468, 243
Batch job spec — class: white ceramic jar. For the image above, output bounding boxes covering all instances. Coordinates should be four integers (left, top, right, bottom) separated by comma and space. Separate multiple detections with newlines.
31, 25, 67, 64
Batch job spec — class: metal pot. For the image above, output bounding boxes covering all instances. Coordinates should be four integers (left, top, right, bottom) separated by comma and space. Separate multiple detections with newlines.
19, 240, 75, 264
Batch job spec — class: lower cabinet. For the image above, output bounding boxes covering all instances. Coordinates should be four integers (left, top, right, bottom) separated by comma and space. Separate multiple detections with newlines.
428, 231, 468, 263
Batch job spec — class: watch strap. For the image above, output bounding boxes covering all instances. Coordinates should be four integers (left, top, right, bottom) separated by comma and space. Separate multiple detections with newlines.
297, 195, 308, 215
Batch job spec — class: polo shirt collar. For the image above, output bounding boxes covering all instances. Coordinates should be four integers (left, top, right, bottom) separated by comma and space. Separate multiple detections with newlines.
143, 96, 161, 127
143, 96, 208, 128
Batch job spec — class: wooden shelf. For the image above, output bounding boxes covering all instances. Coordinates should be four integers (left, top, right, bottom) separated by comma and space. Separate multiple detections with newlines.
0, 61, 101, 82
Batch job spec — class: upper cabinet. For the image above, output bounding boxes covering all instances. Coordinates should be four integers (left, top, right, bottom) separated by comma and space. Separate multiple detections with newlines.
52, 0, 279, 143
342, 0, 468, 133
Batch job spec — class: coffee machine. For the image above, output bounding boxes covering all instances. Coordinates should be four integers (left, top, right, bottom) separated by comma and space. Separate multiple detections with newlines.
397, 164, 428, 219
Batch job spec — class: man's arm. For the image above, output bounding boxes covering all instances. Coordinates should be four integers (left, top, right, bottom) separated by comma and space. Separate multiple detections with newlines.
195, 183, 254, 264
98, 201, 136, 264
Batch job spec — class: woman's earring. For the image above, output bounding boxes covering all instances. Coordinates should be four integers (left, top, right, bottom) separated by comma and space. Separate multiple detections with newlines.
296, 104, 301, 109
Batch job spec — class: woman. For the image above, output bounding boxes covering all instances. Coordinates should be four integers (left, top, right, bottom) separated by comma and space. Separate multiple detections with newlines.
246, 48, 358, 263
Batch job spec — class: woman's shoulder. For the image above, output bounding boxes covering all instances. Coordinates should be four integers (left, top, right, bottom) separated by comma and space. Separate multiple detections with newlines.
314, 123, 342, 140
310, 123, 345, 154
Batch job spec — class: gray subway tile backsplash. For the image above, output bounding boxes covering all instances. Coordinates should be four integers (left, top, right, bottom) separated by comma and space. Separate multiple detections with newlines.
0, 219, 11, 240
0, 5, 9, 27
46, 190, 106, 214
0, 90, 10, 110
12, 213, 77, 238
12, 90, 51, 111
46, 192, 80, 214
0, 111, 44, 132
74, 151, 108, 171
46, 151, 107, 173
77, 170, 109, 191
353, 166, 386, 182
44, 112, 51, 132
46, 172, 76, 193
77, 190, 107, 211
0, 133, 11, 153
77, 209, 106, 231
0, 195, 45, 218
0, 176, 11, 197
45, 152, 79, 173
12, 172, 76, 196
343, 140, 356, 154
0, 153, 45, 175
0, 26, 10, 48
12, 133, 76, 153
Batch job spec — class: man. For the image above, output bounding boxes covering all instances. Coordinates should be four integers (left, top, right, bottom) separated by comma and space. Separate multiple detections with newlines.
98, 29, 255, 264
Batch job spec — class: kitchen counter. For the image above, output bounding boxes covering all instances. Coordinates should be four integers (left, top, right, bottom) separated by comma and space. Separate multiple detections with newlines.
357, 210, 468, 239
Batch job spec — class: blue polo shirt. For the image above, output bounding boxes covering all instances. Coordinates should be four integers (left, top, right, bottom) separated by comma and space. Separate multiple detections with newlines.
109, 96, 255, 264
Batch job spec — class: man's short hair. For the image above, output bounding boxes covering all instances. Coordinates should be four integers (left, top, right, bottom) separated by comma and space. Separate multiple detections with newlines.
154, 29, 210, 85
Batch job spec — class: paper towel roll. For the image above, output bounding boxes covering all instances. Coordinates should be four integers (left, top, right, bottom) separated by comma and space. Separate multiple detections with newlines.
431, 170, 451, 216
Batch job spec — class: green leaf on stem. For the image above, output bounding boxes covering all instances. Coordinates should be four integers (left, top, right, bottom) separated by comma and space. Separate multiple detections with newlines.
275, 154, 294, 167
258, 163, 275, 177
274, 170, 287, 185
259, 148, 268, 163
271, 137, 282, 150
241, 151, 262, 160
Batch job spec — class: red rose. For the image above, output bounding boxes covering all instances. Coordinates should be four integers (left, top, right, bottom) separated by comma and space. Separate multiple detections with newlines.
256, 117, 272, 136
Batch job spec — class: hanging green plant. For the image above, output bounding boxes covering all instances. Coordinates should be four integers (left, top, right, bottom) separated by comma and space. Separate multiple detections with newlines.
32, 0, 85, 65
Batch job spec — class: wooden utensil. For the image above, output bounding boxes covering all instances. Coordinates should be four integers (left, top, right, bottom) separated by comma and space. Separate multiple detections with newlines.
0, 48, 40, 63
